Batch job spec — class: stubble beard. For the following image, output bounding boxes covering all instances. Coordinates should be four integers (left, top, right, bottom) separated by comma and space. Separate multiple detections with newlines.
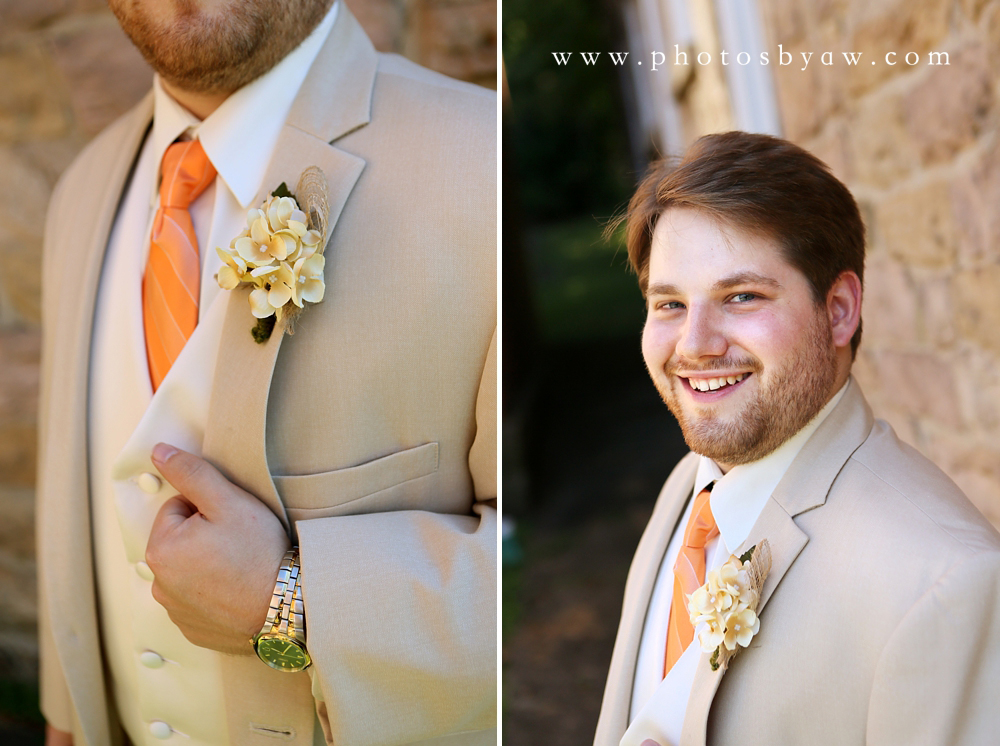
109, 0, 332, 95
653, 310, 839, 466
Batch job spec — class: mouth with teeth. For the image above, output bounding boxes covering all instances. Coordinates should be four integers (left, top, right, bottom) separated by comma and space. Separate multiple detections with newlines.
680, 372, 751, 395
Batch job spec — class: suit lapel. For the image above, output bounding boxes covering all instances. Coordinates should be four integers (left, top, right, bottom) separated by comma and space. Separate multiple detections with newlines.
680, 379, 875, 745
594, 453, 699, 745
201, 128, 365, 535
201, 5, 372, 535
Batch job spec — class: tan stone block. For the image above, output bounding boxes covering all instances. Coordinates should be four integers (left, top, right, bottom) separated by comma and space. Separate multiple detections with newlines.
852, 352, 922, 446
0, 422, 36, 487
345, 0, 405, 53
0, 0, 71, 37
960, 0, 993, 22
49, 13, 152, 137
948, 140, 1000, 266
14, 135, 86, 185
860, 257, 920, 348
952, 265, 1000, 352
803, 122, 853, 184
951, 346, 1000, 431
903, 44, 993, 166
877, 180, 956, 268
0, 147, 48, 325
772, 39, 844, 141
0, 488, 36, 561
919, 276, 956, 348
760, 0, 809, 45
3, 236, 42, 324
846, 0, 950, 98
409, 0, 497, 86
0, 554, 37, 629
0, 146, 52, 236
0, 329, 40, 422
950, 469, 1000, 528
846, 93, 916, 188
0, 329, 39, 486
0, 39, 70, 142
866, 350, 963, 428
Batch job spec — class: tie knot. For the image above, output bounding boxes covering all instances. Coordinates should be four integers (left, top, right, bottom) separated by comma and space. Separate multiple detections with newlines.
159, 139, 217, 210
683, 485, 718, 550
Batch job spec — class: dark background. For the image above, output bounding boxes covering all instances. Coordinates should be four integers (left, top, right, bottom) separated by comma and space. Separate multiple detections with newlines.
502, 0, 688, 741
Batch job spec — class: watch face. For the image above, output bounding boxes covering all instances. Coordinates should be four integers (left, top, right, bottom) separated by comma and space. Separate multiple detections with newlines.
255, 633, 311, 672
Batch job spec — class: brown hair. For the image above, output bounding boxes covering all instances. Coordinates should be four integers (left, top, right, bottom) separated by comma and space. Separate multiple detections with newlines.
621, 131, 865, 356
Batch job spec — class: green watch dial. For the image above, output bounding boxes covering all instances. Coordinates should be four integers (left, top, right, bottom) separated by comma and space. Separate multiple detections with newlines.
254, 633, 312, 672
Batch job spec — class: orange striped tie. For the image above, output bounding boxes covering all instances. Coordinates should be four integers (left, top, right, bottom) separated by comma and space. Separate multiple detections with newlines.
664, 483, 718, 677
142, 139, 216, 391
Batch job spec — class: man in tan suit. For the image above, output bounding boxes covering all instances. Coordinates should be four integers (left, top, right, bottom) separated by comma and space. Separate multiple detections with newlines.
37, 1, 496, 744
595, 132, 1000, 746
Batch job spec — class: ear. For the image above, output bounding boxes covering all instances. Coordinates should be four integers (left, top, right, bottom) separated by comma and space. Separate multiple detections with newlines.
826, 271, 862, 350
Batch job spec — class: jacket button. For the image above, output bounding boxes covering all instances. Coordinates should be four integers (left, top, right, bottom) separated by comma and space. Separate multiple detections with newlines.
135, 562, 155, 581
137, 473, 162, 494
149, 721, 172, 739
140, 651, 165, 669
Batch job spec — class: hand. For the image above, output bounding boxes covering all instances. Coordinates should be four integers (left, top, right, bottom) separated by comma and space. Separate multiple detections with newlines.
146, 443, 290, 654
45, 725, 73, 746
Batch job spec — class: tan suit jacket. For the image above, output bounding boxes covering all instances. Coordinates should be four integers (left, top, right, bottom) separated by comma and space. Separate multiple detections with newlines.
595, 378, 1000, 746
36, 7, 496, 746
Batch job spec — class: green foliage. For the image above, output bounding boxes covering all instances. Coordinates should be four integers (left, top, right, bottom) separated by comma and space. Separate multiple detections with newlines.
251, 315, 276, 344
0, 678, 44, 724
523, 216, 643, 342
738, 545, 756, 565
504, 0, 634, 221
709, 648, 720, 671
270, 182, 295, 200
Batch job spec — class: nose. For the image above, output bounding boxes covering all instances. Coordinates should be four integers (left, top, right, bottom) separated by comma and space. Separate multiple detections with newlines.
675, 305, 727, 361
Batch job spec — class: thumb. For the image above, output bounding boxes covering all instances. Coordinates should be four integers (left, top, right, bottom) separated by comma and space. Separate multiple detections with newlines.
151, 443, 235, 517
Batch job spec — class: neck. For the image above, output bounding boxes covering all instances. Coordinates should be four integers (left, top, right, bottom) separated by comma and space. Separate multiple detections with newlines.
161, 79, 231, 120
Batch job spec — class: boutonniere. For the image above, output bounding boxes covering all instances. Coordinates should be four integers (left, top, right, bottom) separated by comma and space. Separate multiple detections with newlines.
216, 167, 331, 343
688, 539, 772, 672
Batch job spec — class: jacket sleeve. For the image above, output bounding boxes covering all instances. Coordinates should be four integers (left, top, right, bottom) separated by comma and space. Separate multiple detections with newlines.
297, 329, 496, 746
867, 550, 1000, 745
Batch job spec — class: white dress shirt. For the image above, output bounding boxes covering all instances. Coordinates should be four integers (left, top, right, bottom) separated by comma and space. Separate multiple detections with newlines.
88, 4, 338, 744
624, 380, 849, 745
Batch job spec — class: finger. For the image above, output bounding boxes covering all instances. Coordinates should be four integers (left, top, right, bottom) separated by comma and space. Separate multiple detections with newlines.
151, 443, 239, 516
152, 494, 197, 532
640, 741, 662, 746
147, 495, 198, 572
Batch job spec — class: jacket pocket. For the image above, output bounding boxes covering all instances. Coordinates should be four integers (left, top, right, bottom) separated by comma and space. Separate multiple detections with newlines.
273, 442, 439, 513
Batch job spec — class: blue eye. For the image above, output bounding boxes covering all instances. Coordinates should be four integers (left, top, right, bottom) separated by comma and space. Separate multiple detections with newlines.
733, 293, 757, 303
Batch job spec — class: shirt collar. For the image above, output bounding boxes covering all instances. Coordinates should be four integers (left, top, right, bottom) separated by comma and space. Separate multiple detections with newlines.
150, 0, 339, 209
697, 379, 850, 554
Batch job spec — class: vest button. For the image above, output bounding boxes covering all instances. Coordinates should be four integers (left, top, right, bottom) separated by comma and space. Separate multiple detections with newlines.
135, 562, 155, 581
149, 721, 172, 739
140, 650, 165, 669
137, 472, 162, 494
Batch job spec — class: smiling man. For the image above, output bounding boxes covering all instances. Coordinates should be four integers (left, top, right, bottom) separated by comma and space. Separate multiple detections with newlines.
593, 132, 1000, 746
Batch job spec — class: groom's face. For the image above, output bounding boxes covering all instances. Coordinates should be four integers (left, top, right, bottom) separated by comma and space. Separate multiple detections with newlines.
641, 207, 839, 471
109, 0, 333, 95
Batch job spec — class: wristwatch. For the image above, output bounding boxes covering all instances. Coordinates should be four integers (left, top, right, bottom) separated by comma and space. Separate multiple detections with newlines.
252, 547, 312, 672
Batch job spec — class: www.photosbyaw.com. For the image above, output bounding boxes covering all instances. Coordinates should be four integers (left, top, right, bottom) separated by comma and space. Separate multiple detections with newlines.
551, 45, 950, 71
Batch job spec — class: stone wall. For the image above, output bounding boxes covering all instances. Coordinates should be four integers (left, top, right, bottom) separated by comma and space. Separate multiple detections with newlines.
0, 0, 496, 682
759, 0, 1000, 528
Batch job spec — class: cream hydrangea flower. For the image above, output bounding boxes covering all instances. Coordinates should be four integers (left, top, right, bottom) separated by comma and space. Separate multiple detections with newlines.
722, 607, 759, 651
215, 192, 327, 325
687, 544, 770, 667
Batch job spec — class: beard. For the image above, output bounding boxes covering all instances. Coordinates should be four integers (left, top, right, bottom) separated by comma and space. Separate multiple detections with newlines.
109, 0, 333, 95
653, 309, 839, 467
